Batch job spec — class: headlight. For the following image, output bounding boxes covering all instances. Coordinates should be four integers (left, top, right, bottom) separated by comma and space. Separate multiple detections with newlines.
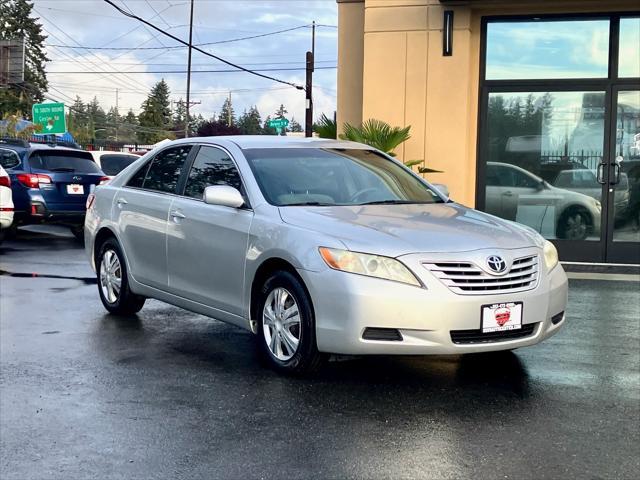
543, 240, 559, 271
319, 247, 421, 287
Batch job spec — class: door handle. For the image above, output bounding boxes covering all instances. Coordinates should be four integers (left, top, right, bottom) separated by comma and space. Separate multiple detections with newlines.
503, 191, 514, 197
170, 210, 186, 220
610, 163, 621, 185
116, 198, 128, 208
596, 163, 606, 184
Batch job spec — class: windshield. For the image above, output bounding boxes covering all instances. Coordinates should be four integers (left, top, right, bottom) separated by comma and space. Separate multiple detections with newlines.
243, 148, 444, 206
29, 151, 102, 174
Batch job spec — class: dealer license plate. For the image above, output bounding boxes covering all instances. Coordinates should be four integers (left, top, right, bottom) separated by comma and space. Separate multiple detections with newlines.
67, 184, 84, 195
481, 302, 523, 333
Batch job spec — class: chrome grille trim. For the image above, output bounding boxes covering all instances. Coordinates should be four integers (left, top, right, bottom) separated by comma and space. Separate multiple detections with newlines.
423, 254, 539, 295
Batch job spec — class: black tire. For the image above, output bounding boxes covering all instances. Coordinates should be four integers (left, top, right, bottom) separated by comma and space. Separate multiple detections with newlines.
96, 238, 145, 315
70, 225, 84, 242
256, 270, 325, 374
557, 207, 592, 240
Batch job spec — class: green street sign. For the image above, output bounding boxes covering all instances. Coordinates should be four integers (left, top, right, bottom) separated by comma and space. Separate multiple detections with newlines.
32, 102, 66, 134
268, 118, 289, 129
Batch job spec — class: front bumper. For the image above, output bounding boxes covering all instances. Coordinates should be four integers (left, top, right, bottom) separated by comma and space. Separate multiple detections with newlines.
299, 248, 568, 355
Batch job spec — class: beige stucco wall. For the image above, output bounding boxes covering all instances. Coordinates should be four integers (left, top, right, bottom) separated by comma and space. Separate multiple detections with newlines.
337, 0, 640, 208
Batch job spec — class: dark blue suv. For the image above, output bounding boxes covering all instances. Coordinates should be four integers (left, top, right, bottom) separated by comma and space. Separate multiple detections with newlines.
0, 139, 107, 239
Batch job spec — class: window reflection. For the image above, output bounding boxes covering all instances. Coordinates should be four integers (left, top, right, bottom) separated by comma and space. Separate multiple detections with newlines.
484, 91, 605, 241
619, 18, 640, 78
613, 90, 640, 243
184, 146, 243, 200
486, 20, 610, 80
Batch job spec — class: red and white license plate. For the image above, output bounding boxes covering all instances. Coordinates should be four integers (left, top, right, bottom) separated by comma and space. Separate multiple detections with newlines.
481, 302, 523, 333
67, 184, 84, 195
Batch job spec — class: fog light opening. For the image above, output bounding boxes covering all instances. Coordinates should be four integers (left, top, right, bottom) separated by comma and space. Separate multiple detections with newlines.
551, 312, 565, 325
362, 327, 403, 342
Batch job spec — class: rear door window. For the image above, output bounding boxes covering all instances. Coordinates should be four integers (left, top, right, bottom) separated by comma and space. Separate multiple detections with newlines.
99, 154, 139, 176
141, 146, 192, 194
29, 151, 102, 174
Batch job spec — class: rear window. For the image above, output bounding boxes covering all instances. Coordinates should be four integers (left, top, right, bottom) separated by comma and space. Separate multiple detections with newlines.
29, 151, 102, 174
0, 149, 21, 169
99, 154, 138, 176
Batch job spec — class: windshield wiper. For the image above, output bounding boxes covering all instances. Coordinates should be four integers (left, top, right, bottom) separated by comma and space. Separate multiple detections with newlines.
358, 200, 425, 205
48, 167, 75, 172
283, 202, 335, 206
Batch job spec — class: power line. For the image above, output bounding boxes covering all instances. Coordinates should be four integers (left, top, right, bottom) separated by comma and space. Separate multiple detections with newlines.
45, 23, 311, 51
46, 66, 337, 74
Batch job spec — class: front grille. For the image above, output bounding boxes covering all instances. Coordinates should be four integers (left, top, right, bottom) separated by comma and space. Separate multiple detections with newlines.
450, 323, 537, 344
423, 254, 539, 295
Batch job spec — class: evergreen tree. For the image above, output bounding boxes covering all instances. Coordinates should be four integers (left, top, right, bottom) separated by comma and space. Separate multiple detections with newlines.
137, 79, 174, 143
120, 109, 138, 144
86, 96, 107, 140
289, 117, 303, 133
274, 104, 288, 120
0, 0, 49, 117
106, 106, 121, 141
262, 115, 278, 135
219, 97, 236, 126
237, 105, 262, 135
67, 96, 90, 143
172, 98, 188, 138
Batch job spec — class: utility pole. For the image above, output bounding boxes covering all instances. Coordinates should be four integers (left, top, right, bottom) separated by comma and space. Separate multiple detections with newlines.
115, 88, 119, 142
304, 21, 315, 138
185, 0, 195, 138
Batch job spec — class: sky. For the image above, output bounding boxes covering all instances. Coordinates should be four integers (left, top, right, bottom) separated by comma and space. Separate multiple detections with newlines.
33, 0, 338, 126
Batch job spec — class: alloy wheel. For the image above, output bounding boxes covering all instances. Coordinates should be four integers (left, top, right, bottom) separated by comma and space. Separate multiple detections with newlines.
262, 287, 301, 361
100, 249, 122, 304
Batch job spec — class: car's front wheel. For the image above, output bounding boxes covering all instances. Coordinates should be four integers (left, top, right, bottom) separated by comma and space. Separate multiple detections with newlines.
97, 238, 145, 315
257, 271, 325, 374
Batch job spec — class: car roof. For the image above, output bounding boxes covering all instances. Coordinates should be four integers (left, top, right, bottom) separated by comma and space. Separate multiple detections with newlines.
91, 150, 139, 157
0, 142, 88, 154
168, 135, 371, 150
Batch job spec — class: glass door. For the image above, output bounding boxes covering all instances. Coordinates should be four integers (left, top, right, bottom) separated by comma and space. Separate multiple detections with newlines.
606, 88, 640, 263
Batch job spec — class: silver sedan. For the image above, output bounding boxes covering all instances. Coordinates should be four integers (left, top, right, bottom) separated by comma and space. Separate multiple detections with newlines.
85, 136, 568, 374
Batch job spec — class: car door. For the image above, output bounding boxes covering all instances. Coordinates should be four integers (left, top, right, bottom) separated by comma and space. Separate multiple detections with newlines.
167, 145, 253, 318
114, 145, 193, 290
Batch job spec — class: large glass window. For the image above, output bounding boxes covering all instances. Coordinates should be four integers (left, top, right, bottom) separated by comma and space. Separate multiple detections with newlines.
184, 146, 242, 199
99, 154, 139, 176
484, 91, 605, 241
485, 20, 610, 80
619, 18, 640, 78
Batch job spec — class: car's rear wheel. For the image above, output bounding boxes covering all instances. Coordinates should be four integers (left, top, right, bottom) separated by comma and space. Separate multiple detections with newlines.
257, 271, 325, 374
97, 238, 145, 315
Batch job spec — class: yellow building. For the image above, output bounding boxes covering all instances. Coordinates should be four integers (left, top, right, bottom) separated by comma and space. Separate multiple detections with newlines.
336, 0, 640, 264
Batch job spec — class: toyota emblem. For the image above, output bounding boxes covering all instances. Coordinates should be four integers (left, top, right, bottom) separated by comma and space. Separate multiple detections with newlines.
486, 255, 507, 274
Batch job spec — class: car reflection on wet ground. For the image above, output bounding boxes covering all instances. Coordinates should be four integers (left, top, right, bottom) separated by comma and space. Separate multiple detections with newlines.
1, 227, 639, 479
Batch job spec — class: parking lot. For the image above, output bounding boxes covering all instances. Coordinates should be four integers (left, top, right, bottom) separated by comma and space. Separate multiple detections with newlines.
1, 226, 639, 479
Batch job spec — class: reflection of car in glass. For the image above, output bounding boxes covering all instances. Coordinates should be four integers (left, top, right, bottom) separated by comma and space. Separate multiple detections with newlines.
85, 137, 568, 374
90, 151, 140, 179
553, 169, 629, 220
485, 162, 601, 240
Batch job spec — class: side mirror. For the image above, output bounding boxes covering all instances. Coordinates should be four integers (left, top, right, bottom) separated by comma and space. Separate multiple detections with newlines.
433, 183, 450, 199
203, 185, 245, 208
536, 180, 545, 191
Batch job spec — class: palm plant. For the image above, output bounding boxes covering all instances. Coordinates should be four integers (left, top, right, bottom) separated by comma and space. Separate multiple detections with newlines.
313, 113, 337, 139
340, 118, 411, 157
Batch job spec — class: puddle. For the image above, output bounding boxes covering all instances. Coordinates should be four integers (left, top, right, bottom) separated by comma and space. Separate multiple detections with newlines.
0, 270, 96, 285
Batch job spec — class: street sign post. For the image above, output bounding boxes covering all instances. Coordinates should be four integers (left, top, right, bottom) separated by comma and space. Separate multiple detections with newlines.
268, 118, 289, 134
32, 103, 66, 134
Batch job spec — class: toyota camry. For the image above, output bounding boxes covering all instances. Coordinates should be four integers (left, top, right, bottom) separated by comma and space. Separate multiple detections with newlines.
85, 136, 568, 373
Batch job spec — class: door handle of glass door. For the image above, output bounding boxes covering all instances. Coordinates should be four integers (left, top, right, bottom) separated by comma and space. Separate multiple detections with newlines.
610, 163, 621, 185
596, 163, 606, 184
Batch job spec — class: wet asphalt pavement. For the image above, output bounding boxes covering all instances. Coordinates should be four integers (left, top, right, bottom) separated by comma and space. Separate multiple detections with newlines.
1, 227, 639, 480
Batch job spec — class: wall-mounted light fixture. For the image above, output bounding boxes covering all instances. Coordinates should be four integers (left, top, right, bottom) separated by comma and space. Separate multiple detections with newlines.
443, 10, 454, 56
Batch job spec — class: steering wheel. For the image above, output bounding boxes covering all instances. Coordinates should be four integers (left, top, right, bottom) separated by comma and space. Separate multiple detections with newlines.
349, 187, 381, 203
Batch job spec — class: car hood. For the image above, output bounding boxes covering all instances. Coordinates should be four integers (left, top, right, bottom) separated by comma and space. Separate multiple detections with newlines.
279, 203, 540, 257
